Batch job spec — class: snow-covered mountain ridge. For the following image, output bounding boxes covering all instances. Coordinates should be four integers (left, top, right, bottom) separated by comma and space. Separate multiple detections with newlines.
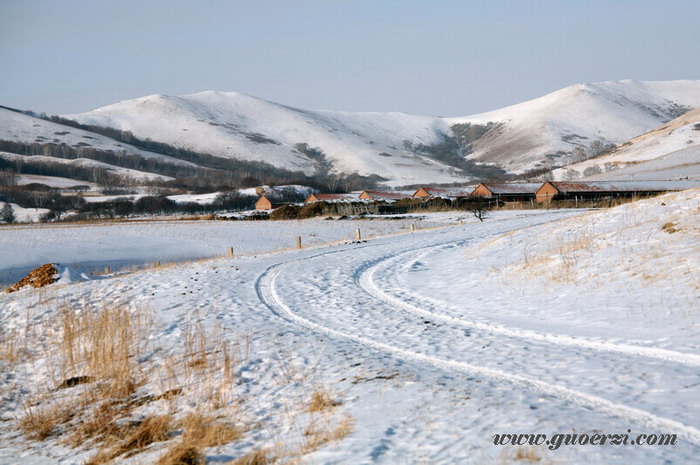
62, 80, 700, 182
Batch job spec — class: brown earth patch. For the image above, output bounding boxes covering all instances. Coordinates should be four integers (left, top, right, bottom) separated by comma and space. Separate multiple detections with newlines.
5, 263, 59, 293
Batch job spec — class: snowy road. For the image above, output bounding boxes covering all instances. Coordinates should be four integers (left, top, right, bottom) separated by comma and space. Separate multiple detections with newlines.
3, 208, 698, 464
256, 213, 700, 446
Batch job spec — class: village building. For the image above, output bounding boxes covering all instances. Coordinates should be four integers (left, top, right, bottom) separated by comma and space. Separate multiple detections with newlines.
255, 195, 289, 210
358, 190, 413, 201
304, 193, 359, 204
535, 180, 700, 203
412, 187, 472, 199
469, 183, 541, 202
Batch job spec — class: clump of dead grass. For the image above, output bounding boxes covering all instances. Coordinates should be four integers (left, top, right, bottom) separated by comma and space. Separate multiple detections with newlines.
662, 221, 680, 233
307, 388, 342, 413
302, 415, 354, 454
86, 414, 172, 464
156, 412, 243, 465
228, 449, 272, 465
499, 445, 552, 464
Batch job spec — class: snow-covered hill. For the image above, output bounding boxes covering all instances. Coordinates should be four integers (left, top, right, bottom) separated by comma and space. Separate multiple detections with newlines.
0, 151, 173, 182
449, 80, 700, 173
63, 80, 700, 182
552, 107, 700, 180
0, 107, 194, 168
65, 92, 463, 187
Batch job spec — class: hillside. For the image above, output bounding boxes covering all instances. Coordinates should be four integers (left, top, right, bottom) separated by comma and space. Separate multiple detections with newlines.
552, 107, 700, 180
63, 80, 700, 182
448, 80, 700, 173
64, 92, 465, 187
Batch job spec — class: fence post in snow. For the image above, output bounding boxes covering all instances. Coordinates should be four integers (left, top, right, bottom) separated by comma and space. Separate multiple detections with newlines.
296, 236, 302, 249
355, 228, 362, 241
227, 247, 234, 258
410, 224, 415, 233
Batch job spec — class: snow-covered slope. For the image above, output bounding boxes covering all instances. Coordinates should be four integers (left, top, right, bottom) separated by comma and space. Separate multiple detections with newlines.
0, 107, 193, 167
65, 92, 462, 187
449, 80, 700, 173
552, 107, 700, 180
64, 80, 700, 181
0, 151, 173, 182
2, 195, 699, 463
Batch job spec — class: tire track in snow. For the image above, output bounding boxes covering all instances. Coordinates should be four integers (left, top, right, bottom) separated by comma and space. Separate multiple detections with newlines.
356, 242, 700, 368
256, 259, 700, 446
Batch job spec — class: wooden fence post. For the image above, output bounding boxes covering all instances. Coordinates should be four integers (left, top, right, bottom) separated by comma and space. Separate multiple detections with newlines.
227, 247, 234, 257
355, 228, 362, 241
410, 224, 415, 233
296, 236, 302, 249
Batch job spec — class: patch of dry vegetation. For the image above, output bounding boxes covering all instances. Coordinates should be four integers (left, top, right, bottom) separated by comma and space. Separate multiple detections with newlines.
307, 388, 342, 413
499, 445, 552, 464
8, 300, 354, 464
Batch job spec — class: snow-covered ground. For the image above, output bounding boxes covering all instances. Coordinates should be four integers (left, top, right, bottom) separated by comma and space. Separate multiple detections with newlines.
0, 151, 174, 183
16, 175, 100, 191
2, 203, 50, 224
0, 214, 462, 287
1, 193, 698, 464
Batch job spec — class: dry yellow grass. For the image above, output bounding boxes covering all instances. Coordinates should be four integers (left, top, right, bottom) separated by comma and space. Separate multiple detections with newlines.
302, 416, 354, 454
662, 221, 680, 233
12, 299, 355, 464
228, 449, 271, 465
307, 389, 342, 413
156, 412, 243, 465
86, 414, 172, 464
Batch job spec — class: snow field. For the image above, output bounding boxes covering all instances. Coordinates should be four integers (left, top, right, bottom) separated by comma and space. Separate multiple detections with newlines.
0, 214, 465, 287
1, 197, 699, 464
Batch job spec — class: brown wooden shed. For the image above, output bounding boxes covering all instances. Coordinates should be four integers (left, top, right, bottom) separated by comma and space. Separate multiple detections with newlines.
255, 195, 288, 210
304, 193, 359, 204
358, 190, 413, 201
470, 183, 541, 201
413, 187, 471, 199
535, 180, 700, 203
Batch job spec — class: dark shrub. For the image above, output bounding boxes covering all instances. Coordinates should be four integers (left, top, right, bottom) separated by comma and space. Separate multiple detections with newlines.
270, 205, 301, 220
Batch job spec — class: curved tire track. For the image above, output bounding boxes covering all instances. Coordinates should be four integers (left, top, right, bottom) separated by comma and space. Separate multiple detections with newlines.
356, 242, 700, 368
256, 257, 700, 446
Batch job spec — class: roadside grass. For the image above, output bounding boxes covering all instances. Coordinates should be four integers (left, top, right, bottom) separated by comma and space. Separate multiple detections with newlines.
8, 300, 354, 464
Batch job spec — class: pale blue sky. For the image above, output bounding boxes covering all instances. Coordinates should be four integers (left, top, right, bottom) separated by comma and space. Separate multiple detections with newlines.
1, 0, 699, 116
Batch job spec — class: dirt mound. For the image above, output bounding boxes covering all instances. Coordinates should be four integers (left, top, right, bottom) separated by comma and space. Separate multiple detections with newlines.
5, 263, 59, 293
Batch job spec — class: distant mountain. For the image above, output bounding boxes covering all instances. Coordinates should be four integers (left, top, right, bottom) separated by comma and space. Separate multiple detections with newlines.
3, 80, 700, 188
448, 79, 700, 174
64, 92, 465, 187
61, 80, 700, 184
554, 107, 700, 181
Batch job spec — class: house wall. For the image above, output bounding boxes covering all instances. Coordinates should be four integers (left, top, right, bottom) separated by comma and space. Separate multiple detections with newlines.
413, 188, 430, 198
255, 197, 272, 210
470, 184, 494, 197
535, 183, 559, 203
359, 192, 373, 200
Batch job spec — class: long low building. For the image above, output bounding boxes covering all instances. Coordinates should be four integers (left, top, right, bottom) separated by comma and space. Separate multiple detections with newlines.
535, 180, 700, 203
470, 183, 542, 201
413, 187, 473, 199
358, 190, 414, 201
304, 193, 360, 204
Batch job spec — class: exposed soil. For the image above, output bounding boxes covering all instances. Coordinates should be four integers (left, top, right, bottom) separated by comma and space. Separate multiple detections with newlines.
5, 263, 59, 293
